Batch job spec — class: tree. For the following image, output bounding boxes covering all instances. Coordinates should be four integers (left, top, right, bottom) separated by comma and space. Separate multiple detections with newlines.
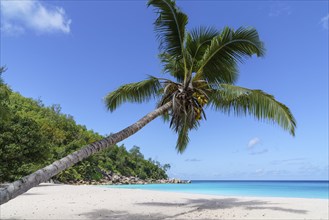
0, 90, 168, 183
0, 0, 295, 205
129, 146, 144, 159
0, 114, 51, 182
0, 67, 11, 122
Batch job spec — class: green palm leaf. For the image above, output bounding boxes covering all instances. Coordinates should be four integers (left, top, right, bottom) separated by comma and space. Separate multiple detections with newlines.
147, 0, 188, 58
195, 27, 265, 84
159, 52, 185, 82
105, 77, 161, 112
185, 26, 219, 72
209, 84, 296, 136
176, 119, 190, 153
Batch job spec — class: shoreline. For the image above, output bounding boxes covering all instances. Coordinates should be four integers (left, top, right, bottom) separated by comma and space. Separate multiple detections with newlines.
104, 184, 329, 200
107, 189, 329, 201
1, 183, 328, 219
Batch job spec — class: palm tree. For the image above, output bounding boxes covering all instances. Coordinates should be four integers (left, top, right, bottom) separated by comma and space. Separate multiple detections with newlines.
0, 0, 295, 205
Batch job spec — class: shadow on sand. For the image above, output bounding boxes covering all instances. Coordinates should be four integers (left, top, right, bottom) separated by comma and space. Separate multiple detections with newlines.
80, 197, 307, 219
80, 209, 167, 220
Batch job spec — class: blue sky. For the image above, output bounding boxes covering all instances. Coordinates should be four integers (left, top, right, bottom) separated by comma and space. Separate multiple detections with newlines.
1, 0, 328, 180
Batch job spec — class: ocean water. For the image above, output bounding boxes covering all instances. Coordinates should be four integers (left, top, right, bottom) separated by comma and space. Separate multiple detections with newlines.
104, 180, 329, 199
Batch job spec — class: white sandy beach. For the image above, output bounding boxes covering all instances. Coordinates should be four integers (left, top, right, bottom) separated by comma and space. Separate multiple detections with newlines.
0, 183, 328, 219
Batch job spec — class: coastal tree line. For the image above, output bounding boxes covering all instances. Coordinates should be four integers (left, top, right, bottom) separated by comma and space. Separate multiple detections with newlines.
0, 80, 169, 183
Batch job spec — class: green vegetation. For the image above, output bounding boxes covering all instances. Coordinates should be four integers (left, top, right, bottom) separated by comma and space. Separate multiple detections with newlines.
0, 85, 169, 183
0, 67, 11, 122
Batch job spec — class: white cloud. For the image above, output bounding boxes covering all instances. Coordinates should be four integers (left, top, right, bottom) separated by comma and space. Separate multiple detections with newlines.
298, 163, 328, 175
320, 14, 329, 30
250, 149, 268, 155
1, 0, 71, 35
247, 137, 261, 148
185, 158, 202, 162
253, 169, 290, 177
268, 2, 292, 17
246, 137, 268, 155
270, 158, 306, 165
254, 169, 265, 175
1, 22, 25, 36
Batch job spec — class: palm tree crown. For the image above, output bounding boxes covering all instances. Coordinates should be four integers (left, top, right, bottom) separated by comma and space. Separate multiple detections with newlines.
105, 0, 296, 153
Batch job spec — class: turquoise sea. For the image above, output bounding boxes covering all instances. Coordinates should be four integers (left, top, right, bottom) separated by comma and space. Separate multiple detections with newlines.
105, 180, 329, 199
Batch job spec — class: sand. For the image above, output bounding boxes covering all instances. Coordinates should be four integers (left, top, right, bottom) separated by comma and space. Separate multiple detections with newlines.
0, 183, 328, 219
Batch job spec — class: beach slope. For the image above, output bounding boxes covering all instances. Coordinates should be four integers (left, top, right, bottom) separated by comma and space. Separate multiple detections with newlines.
1, 183, 328, 219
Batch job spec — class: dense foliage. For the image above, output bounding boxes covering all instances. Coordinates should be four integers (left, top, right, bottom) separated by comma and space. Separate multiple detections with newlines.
0, 85, 169, 182
0, 67, 10, 122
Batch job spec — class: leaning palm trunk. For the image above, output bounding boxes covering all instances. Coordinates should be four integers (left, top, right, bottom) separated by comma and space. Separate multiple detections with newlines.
0, 102, 172, 205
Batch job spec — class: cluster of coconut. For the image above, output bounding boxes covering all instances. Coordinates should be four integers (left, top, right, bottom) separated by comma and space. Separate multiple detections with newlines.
193, 92, 208, 120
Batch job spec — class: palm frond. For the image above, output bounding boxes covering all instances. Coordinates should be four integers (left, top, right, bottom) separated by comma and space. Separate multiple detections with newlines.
185, 26, 219, 72
160, 110, 170, 123
194, 27, 265, 84
159, 52, 185, 82
176, 118, 190, 153
169, 88, 201, 132
147, 0, 188, 58
105, 77, 161, 112
209, 84, 296, 136
157, 81, 179, 107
